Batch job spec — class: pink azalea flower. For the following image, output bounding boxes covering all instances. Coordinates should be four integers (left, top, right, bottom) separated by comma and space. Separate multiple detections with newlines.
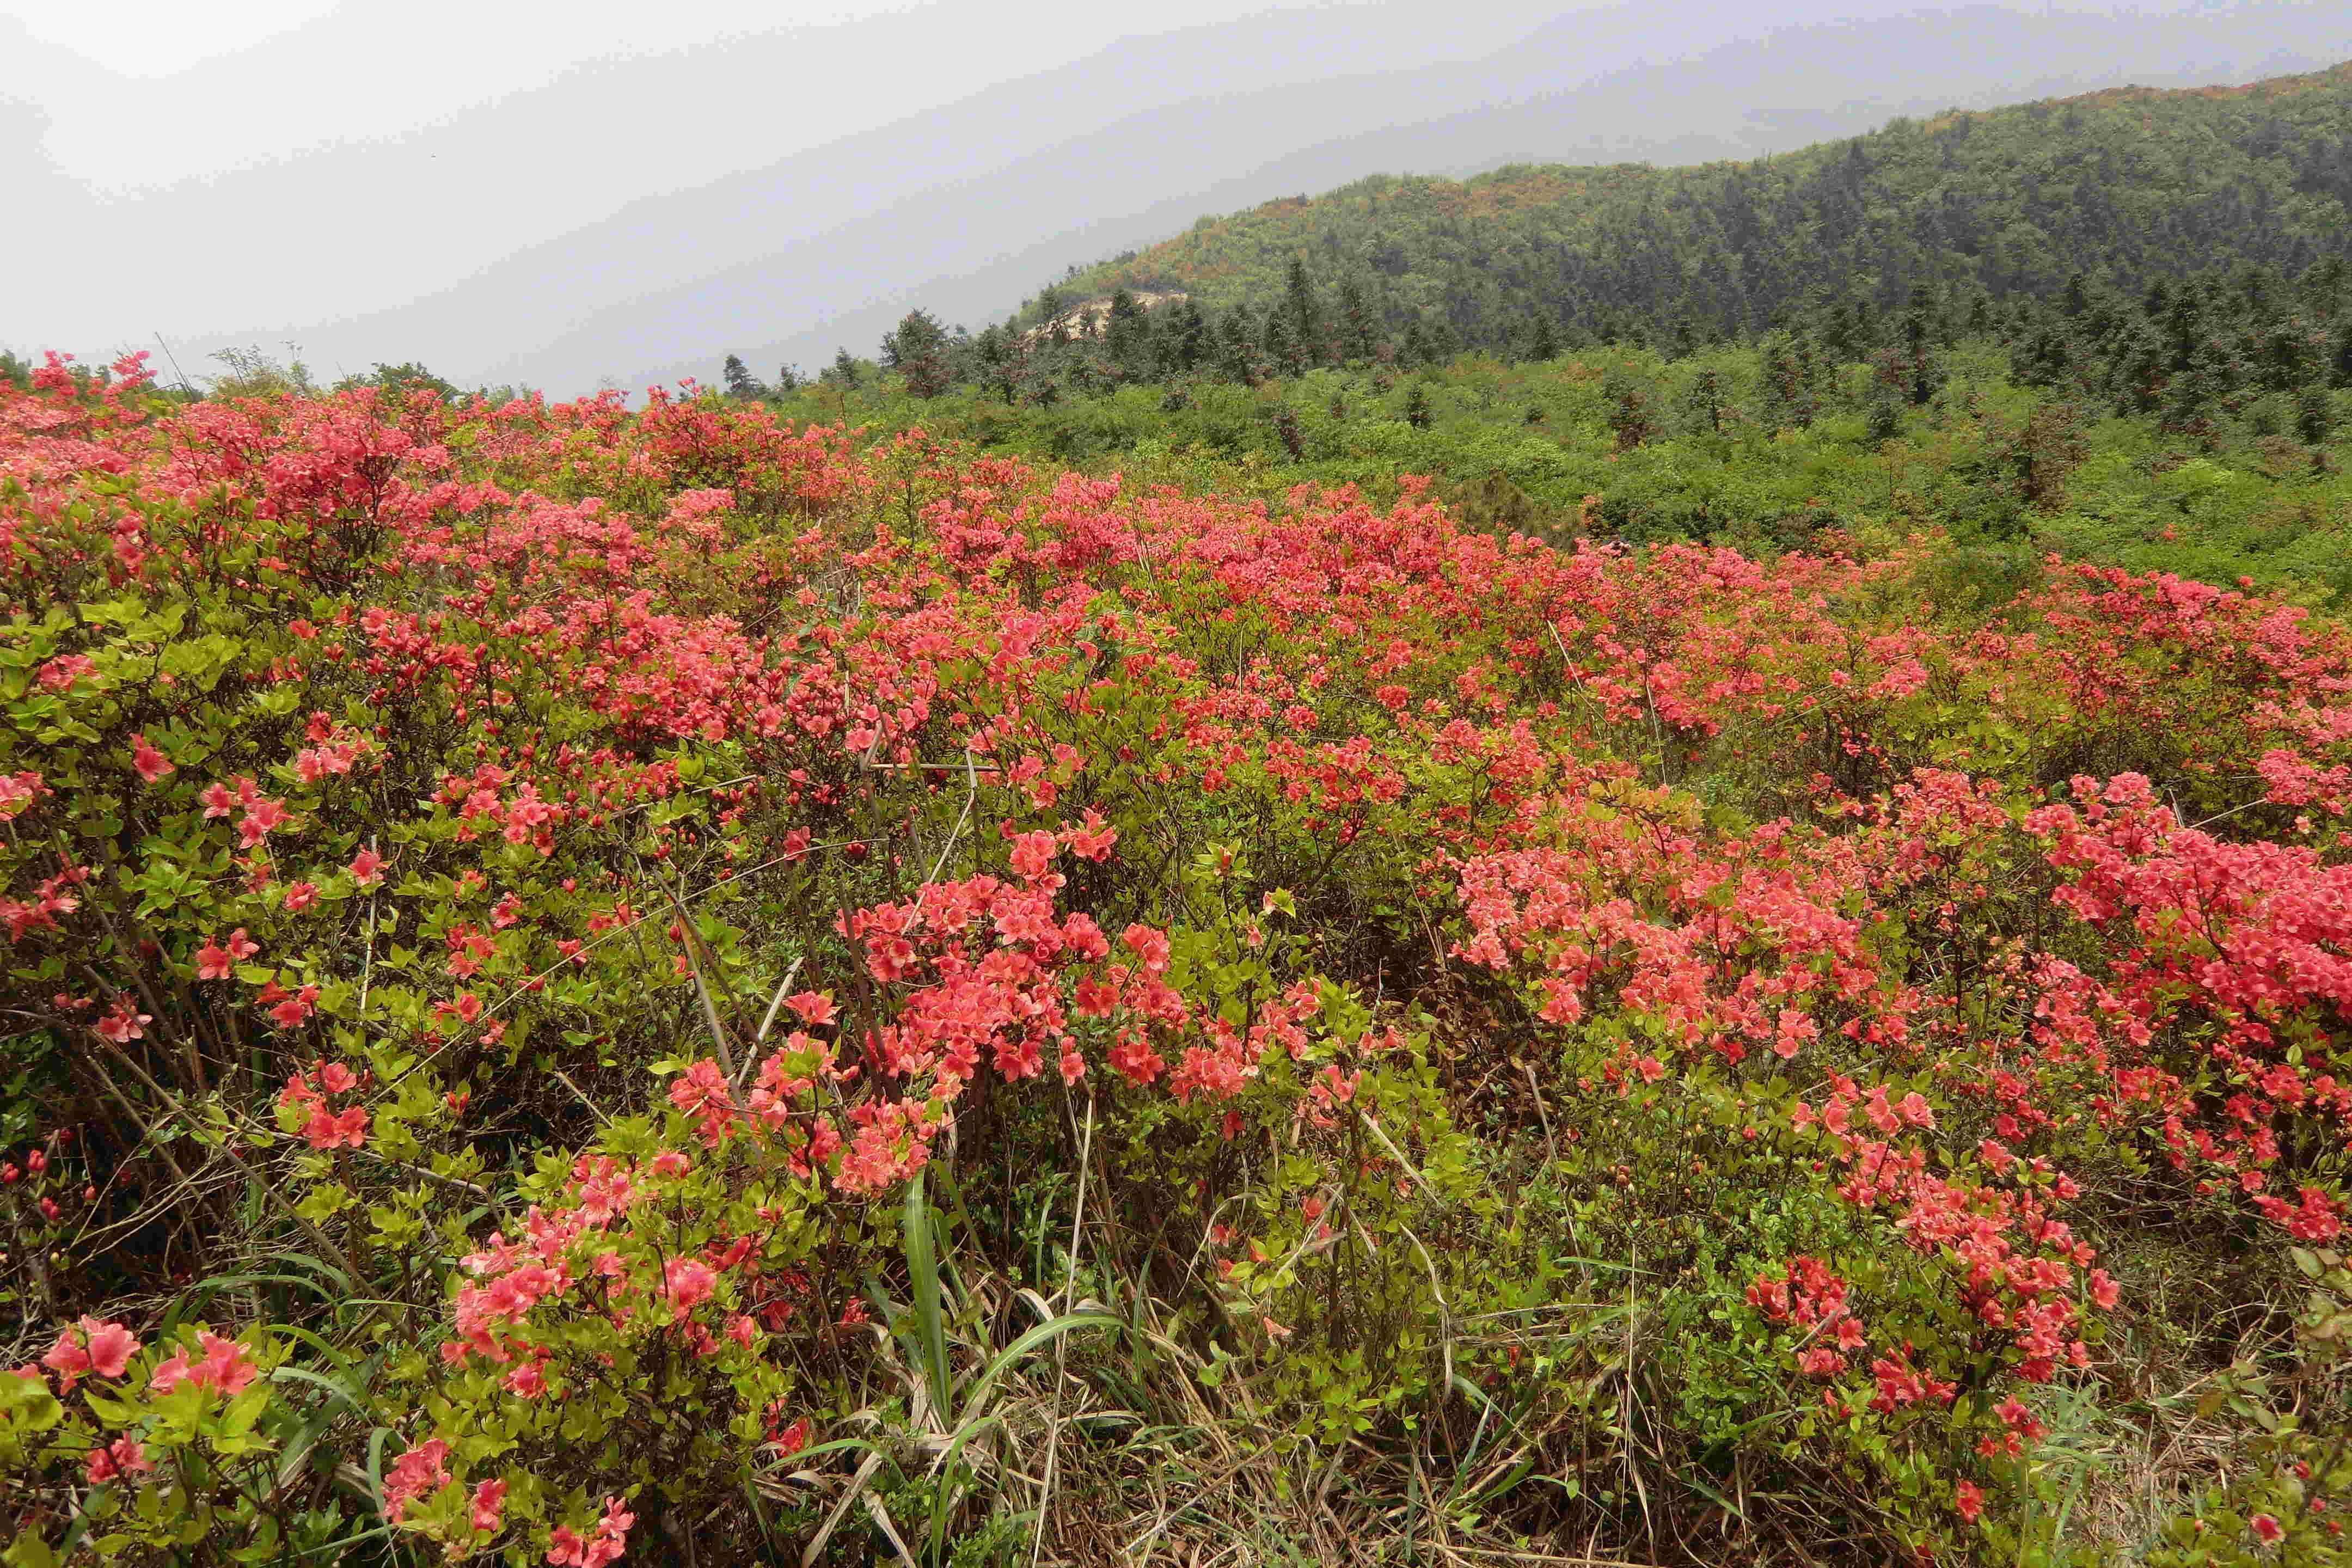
84, 1438, 150, 1484
664, 1257, 715, 1314
130, 734, 174, 784
82, 1318, 140, 1379
470, 1478, 507, 1534
148, 1353, 191, 1394
93, 1007, 150, 1044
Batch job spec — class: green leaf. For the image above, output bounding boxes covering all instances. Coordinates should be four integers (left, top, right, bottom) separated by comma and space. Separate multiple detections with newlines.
0, 1371, 63, 1432
3, 1528, 57, 1568
902, 1171, 953, 1422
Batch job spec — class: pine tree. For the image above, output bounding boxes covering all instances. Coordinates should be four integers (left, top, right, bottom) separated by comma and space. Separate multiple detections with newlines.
975, 326, 1022, 405
1402, 318, 1436, 367
1263, 309, 1304, 378
1159, 300, 1210, 375
1403, 381, 1433, 430
1527, 313, 1560, 363
1031, 285, 1069, 333
1337, 276, 1378, 362
1897, 284, 1946, 405
1283, 257, 1321, 366
1604, 371, 1653, 450
1681, 367, 1725, 435
721, 354, 766, 400
2298, 385, 2335, 445
1865, 388, 1903, 445
1761, 329, 1821, 429
1105, 289, 1149, 376
881, 309, 953, 399
1216, 308, 1265, 387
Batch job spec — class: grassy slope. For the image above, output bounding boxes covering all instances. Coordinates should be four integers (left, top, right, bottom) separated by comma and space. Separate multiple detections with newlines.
772, 340, 2352, 607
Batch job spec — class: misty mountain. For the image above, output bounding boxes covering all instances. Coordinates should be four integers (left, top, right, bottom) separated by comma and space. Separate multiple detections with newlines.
2, 1, 1557, 364
478, 0, 2352, 396
11, 1, 2349, 397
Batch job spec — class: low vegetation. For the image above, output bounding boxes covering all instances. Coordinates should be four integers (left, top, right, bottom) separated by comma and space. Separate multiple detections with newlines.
4, 348, 2350, 1566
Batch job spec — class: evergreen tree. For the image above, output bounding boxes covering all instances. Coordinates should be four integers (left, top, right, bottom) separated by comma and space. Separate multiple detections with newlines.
1896, 283, 1946, 404
1282, 257, 1322, 366
2011, 312, 2078, 390
1760, 329, 1821, 429
1865, 388, 1904, 444
1680, 366, 1725, 435
2297, 385, 2336, 445
2164, 285, 2207, 373
721, 354, 767, 400
1402, 318, 1437, 367
1822, 301, 1870, 363
338, 362, 458, 400
1216, 308, 1265, 386
1105, 289, 1150, 377
1264, 308, 1304, 378
1336, 275, 1379, 361
1159, 299, 1210, 375
881, 309, 953, 399
1402, 381, 1433, 430
2304, 255, 2348, 316
1604, 371, 1655, 450
975, 325, 1022, 405
1527, 312, 1560, 363
828, 348, 862, 389
2106, 322, 2169, 414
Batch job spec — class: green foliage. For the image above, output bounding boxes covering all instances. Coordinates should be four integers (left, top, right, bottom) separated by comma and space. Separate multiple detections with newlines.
206, 344, 319, 400
770, 333, 2352, 605
332, 362, 459, 401
1052, 65, 2352, 353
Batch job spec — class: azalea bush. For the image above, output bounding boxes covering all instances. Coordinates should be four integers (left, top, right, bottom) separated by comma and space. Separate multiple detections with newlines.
3, 351, 2348, 1565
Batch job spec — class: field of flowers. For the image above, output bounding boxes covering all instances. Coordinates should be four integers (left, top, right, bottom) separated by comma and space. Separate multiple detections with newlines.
3, 352, 2349, 1566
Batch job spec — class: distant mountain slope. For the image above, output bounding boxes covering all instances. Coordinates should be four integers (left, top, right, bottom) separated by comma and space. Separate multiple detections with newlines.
414, 2, 2350, 395
1047, 60, 2352, 348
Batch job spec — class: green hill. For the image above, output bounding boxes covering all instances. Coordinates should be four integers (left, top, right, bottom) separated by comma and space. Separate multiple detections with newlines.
1035, 62, 2352, 351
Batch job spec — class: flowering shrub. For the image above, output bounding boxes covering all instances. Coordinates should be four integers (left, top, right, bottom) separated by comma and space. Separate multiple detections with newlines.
3, 356, 2347, 1564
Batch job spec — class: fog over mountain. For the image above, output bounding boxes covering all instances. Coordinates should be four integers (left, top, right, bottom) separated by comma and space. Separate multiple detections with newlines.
7, 0, 2348, 397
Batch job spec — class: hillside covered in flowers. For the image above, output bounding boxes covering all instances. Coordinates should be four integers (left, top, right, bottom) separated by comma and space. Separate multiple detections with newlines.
3, 352, 2349, 1566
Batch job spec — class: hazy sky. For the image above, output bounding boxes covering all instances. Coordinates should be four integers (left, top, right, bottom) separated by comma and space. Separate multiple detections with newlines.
5, 1, 2346, 394
5, 0, 340, 75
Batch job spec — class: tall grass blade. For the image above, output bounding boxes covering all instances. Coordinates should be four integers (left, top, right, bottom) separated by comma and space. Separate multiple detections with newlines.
903, 1169, 953, 1425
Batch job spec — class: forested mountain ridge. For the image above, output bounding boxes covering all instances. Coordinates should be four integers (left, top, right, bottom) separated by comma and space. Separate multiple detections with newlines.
697, 60, 2352, 612
1032, 59, 2352, 352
